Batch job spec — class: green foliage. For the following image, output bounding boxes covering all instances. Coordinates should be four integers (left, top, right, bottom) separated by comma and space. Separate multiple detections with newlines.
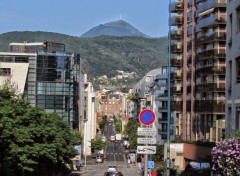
99, 115, 108, 132
152, 144, 164, 162
0, 86, 78, 175
124, 119, 140, 149
90, 136, 106, 153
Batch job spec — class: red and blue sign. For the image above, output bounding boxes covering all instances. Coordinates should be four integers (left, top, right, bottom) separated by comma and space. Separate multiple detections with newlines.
139, 109, 156, 126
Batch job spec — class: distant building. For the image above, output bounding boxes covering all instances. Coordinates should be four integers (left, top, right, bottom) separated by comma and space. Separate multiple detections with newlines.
102, 93, 122, 117
0, 42, 82, 129
225, 0, 240, 136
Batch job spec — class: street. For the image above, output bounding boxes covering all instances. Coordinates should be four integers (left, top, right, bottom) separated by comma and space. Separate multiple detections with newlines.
82, 123, 140, 176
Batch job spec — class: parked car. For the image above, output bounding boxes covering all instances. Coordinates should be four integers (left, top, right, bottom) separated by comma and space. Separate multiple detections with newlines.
96, 156, 103, 163
123, 140, 130, 149
104, 171, 123, 176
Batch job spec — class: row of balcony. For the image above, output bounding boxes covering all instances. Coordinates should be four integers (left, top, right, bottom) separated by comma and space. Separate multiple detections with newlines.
196, 13, 226, 30
195, 100, 225, 113
196, 48, 226, 59
195, 82, 225, 92
196, 0, 227, 16
196, 32, 226, 45
196, 66, 226, 75
169, 0, 183, 13
171, 101, 182, 111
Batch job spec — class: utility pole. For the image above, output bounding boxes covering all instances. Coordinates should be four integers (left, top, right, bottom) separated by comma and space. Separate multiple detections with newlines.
167, 0, 171, 175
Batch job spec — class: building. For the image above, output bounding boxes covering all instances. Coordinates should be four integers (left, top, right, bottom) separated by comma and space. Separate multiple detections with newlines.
170, 0, 227, 142
0, 42, 82, 129
226, 0, 240, 136
102, 93, 122, 117
83, 76, 96, 155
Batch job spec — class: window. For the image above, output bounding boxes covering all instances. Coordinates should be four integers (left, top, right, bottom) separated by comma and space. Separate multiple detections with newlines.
236, 57, 240, 83
237, 6, 240, 32
0, 68, 11, 76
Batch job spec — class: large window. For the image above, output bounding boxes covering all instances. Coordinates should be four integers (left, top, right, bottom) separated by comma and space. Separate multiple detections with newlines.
236, 57, 240, 83
237, 6, 240, 32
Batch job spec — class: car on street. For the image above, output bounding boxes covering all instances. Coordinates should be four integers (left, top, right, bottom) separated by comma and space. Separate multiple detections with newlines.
104, 171, 123, 176
110, 135, 115, 141
96, 156, 103, 163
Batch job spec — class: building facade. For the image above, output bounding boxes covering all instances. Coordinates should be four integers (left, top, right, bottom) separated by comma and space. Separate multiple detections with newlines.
0, 42, 82, 129
226, 0, 240, 136
170, 0, 226, 142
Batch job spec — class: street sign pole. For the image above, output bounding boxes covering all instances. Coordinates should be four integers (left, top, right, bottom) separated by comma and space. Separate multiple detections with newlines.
144, 125, 149, 176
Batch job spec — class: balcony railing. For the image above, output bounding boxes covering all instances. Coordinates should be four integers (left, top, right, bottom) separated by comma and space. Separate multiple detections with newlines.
171, 72, 182, 80
197, 48, 226, 59
158, 118, 174, 124
196, 0, 227, 16
197, 13, 226, 29
171, 58, 182, 66
195, 100, 225, 113
171, 42, 183, 53
169, 15, 183, 26
171, 29, 183, 40
196, 82, 225, 92
199, 31, 226, 44
158, 129, 174, 135
169, 0, 183, 13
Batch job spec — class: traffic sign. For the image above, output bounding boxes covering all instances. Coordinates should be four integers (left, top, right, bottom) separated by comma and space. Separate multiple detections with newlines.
137, 137, 156, 144
137, 127, 157, 136
139, 109, 156, 126
137, 146, 156, 154
148, 161, 155, 169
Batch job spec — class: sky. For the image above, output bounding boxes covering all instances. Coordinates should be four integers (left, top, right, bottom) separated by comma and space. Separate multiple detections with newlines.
0, 0, 169, 38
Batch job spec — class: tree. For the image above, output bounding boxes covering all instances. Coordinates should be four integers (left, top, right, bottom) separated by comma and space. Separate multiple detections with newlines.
0, 84, 79, 176
99, 115, 107, 132
124, 118, 140, 149
90, 136, 106, 153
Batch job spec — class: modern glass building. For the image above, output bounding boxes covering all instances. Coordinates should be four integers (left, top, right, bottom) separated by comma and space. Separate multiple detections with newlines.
0, 42, 81, 129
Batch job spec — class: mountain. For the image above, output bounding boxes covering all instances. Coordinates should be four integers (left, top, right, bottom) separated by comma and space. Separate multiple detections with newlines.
0, 31, 168, 89
81, 20, 149, 38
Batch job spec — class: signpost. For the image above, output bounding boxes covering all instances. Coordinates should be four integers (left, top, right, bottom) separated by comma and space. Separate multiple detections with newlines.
148, 161, 155, 169
137, 146, 156, 154
138, 127, 157, 136
137, 137, 156, 144
138, 109, 156, 126
138, 109, 156, 176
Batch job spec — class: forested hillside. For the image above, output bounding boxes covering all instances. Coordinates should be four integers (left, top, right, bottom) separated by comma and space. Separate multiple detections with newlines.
0, 31, 168, 84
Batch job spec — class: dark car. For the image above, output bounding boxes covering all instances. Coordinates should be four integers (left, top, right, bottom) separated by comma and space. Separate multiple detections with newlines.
104, 171, 123, 176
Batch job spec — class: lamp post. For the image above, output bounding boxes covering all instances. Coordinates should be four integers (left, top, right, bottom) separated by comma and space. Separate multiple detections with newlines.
167, 0, 172, 175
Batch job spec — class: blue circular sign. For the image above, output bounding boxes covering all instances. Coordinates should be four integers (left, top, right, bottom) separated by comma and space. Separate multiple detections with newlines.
138, 109, 156, 126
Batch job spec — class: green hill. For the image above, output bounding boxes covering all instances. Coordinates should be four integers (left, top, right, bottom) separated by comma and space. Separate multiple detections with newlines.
0, 31, 168, 88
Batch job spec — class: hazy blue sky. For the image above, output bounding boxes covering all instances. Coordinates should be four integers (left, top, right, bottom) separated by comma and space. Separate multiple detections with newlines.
0, 0, 169, 37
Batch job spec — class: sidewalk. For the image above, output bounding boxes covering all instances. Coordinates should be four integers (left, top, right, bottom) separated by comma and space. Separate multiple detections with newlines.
67, 167, 87, 176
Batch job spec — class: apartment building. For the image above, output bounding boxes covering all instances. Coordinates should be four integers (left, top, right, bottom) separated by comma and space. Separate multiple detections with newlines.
226, 0, 240, 136
0, 42, 82, 129
170, 0, 226, 142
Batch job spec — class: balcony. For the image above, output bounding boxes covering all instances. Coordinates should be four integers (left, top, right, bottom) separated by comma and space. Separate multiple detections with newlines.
171, 72, 182, 80
171, 58, 182, 66
171, 101, 182, 111
170, 0, 183, 13
195, 100, 225, 113
196, 82, 225, 92
197, 13, 226, 29
199, 31, 226, 44
158, 129, 174, 135
196, 0, 227, 16
197, 48, 226, 59
169, 15, 183, 26
171, 29, 183, 40
171, 42, 183, 53
158, 117, 174, 124
158, 106, 168, 112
